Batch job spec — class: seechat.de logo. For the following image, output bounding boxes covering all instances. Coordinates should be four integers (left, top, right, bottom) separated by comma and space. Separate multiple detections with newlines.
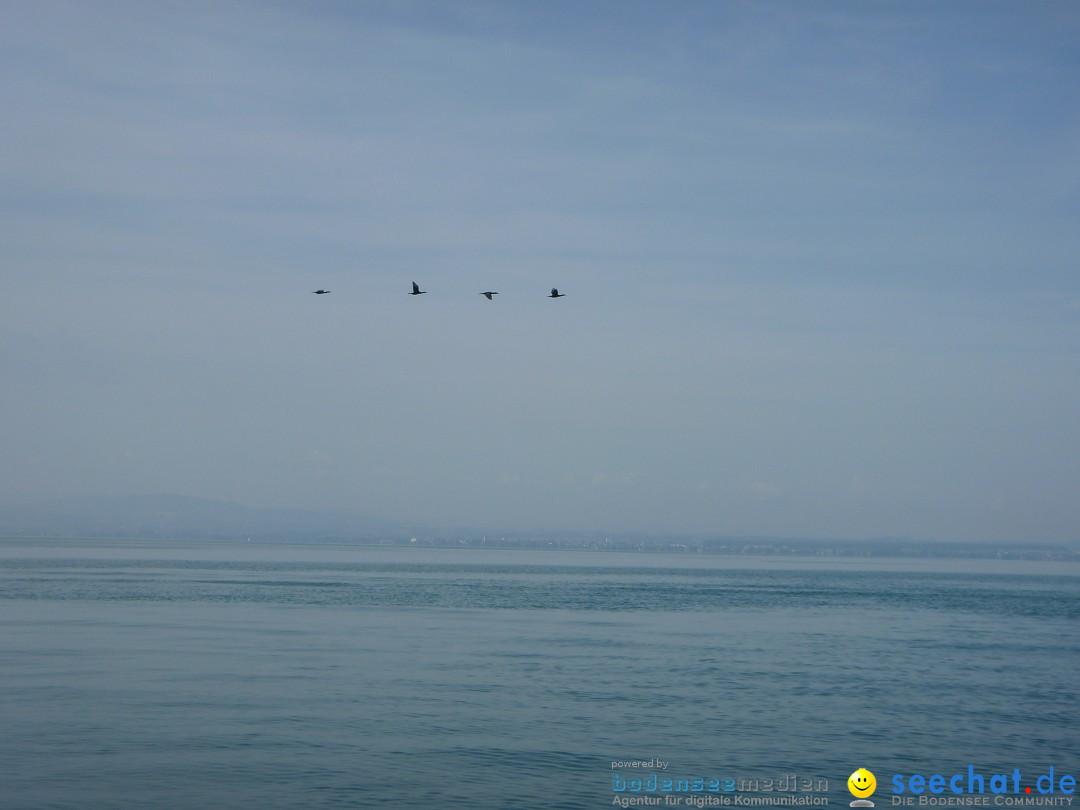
850, 768, 878, 807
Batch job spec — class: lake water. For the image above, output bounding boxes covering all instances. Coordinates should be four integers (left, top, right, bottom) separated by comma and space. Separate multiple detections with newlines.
1, 540, 1077, 809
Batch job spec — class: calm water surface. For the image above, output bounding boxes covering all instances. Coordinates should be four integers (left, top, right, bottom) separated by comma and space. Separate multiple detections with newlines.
1, 540, 1077, 809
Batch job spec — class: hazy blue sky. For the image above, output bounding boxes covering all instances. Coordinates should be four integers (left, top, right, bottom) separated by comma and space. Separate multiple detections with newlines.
2, 0, 1078, 541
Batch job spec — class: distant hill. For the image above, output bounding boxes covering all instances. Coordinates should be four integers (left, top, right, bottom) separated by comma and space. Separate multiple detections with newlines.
0, 494, 404, 541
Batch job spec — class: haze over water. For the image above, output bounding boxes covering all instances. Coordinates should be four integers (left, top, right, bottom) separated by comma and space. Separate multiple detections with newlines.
3, 3, 1078, 806
3, 2, 1079, 543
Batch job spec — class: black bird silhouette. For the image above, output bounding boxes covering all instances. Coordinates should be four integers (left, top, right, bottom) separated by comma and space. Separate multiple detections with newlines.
312, 289, 331, 294
480, 291, 498, 300
410, 282, 427, 296
548, 288, 565, 298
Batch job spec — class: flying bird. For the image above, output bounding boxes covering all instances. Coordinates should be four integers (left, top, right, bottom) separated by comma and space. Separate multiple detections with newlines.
548, 288, 565, 298
480, 291, 498, 300
410, 282, 427, 296
312, 289, 331, 294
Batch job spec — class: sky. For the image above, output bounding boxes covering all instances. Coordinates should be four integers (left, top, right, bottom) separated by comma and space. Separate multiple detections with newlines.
2, 0, 1078, 542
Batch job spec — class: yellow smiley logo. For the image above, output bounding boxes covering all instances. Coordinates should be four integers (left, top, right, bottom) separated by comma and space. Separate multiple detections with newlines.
848, 768, 877, 798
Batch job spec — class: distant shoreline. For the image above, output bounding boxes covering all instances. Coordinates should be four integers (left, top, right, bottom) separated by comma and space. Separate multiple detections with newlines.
1, 533, 1076, 561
